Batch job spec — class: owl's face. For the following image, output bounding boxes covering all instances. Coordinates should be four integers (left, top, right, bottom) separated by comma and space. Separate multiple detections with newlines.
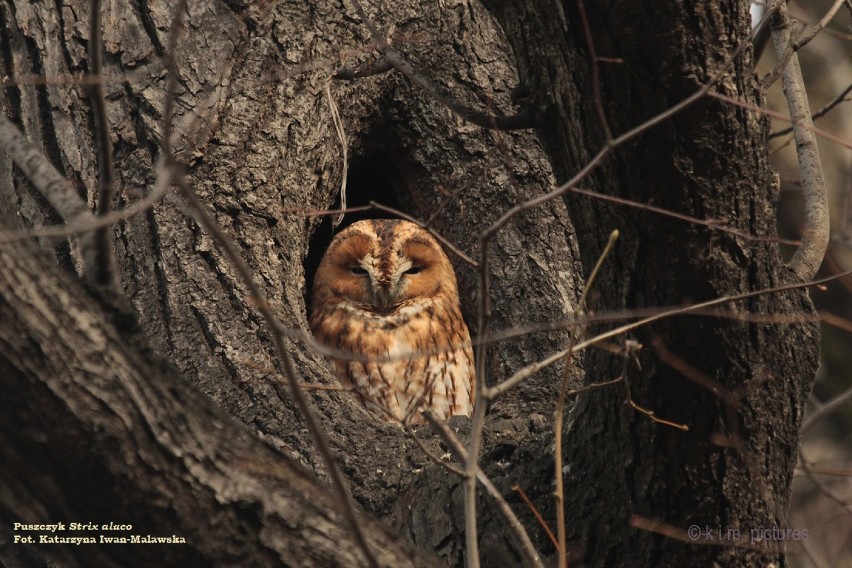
310, 218, 475, 423
312, 219, 456, 313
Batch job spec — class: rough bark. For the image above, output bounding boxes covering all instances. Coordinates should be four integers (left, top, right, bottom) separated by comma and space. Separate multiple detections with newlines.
489, 1, 820, 565
0, 0, 820, 567
2, 0, 579, 565
0, 236, 438, 568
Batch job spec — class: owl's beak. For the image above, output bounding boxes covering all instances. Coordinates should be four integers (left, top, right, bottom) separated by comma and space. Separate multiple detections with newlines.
371, 278, 398, 309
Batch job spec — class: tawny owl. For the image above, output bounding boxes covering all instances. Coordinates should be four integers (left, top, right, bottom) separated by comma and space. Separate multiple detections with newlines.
310, 219, 475, 424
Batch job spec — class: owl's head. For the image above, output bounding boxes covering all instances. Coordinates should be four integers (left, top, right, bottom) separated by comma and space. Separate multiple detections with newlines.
312, 219, 459, 313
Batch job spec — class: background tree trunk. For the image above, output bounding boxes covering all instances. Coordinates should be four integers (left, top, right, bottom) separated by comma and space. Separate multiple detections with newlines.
0, 0, 820, 566
488, 2, 820, 565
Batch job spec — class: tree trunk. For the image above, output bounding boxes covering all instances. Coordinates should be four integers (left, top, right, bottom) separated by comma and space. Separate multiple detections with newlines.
0, 235, 439, 568
0, 0, 818, 566
488, 1, 820, 565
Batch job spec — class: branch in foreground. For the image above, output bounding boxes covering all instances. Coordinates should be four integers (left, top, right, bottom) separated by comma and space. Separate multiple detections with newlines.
343, 0, 539, 130
769, 82, 852, 139
174, 175, 380, 568
761, 0, 847, 88
0, 236, 438, 568
86, 0, 120, 292
488, 270, 851, 398
423, 413, 544, 568
770, 1, 829, 281
0, 116, 99, 284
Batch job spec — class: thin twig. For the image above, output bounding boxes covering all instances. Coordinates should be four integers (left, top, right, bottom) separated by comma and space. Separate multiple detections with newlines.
345, 0, 538, 130
175, 175, 379, 568
424, 165, 488, 228
769, 82, 852, 139
465, 227, 492, 568
575, 0, 613, 141
368, 201, 477, 266
796, 462, 852, 477
562, 376, 624, 396
630, 515, 788, 552
402, 425, 466, 477
290, 300, 844, 370
159, 1, 185, 161
512, 485, 558, 549
711, 91, 852, 150
86, 0, 119, 291
769, 1, 830, 281
761, 0, 847, 87
621, 341, 689, 431
0, 156, 174, 246
554, 229, 618, 568
424, 413, 544, 568
276, 277, 840, 369
481, 12, 766, 244
648, 336, 770, 502
325, 82, 348, 228
553, 353, 575, 568
565, 185, 800, 246
0, 117, 99, 283
334, 54, 394, 80
625, 399, 689, 431
162, 5, 378, 566
799, 448, 852, 514
790, 0, 847, 49
488, 270, 852, 399
650, 337, 739, 406
0, 69, 229, 246
799, 537, 829, 568
802, 384, 852, 433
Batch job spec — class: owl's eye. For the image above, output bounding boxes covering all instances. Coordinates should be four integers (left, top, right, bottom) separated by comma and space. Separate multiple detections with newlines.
404, 266, 422, 275
349, 265, 368, 275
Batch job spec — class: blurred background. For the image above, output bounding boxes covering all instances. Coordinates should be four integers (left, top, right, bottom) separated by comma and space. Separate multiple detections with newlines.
756, 1, 852, 566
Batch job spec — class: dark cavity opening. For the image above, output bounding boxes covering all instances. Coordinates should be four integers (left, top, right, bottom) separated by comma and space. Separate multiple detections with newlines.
303, 145, 410, 311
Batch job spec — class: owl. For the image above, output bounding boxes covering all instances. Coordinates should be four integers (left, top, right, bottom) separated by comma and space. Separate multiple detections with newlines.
310, 219, 475, 424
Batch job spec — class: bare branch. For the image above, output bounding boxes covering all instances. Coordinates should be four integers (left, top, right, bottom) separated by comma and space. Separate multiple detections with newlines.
0, 116, 99, 284
791, 0, 848, 49
575, 0, 613, 141
621, 342, 689, 431
762, 0, 847, 87
488, 270, 851, 398
769, 82, 852, 139
344, 0, 538, 131
512, 485, 558, 549
630, 516, 790, 552
174, 175, 379, 568
710, 91, 852, 150
86, 0, 120, 291
334, 53, 394, 80
554, 230, 618, 568
565, 185, 800, 246
161, 4, 379, 565
802, 384, 852, 433
798, 449, 852, 515
770, 1, 830, 281
423, 413, 544, 568
325, 83, 349, 228
481, 16, 764, 244
367, 201, 477, 266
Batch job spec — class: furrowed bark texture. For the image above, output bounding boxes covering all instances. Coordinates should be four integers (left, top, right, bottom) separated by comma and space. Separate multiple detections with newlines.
0, 236, 440, 568
1, 0, 579, 565
0, 0, 820, 566
487, 1, 820, 566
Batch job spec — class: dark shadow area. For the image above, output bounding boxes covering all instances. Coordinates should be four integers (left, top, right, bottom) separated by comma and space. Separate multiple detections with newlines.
303, 143, 409, 309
